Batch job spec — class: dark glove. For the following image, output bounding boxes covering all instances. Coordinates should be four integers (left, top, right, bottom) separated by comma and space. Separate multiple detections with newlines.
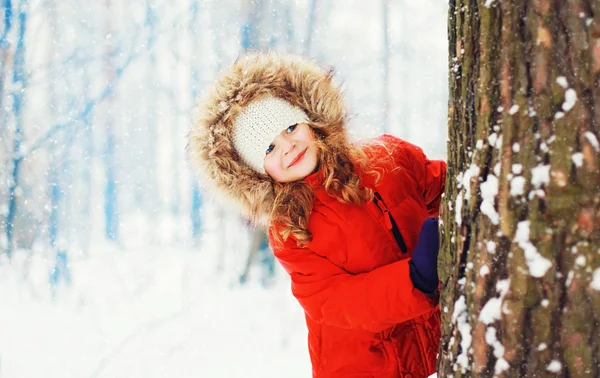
409, 217, 440, 294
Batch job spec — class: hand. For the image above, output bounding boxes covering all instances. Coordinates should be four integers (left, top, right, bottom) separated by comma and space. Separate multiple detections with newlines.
409, 218, 440, 294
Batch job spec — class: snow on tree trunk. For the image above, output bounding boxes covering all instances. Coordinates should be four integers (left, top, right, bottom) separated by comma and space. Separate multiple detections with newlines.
439, 1, 600, 377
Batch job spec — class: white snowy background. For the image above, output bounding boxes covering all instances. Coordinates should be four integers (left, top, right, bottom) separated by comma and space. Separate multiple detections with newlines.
0, 0, 448, 377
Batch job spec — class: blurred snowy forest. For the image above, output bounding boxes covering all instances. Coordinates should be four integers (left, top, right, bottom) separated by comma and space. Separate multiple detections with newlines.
0, 0, 448, 377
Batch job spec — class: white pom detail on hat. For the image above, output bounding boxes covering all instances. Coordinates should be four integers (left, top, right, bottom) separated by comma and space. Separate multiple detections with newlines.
233, 96, 309, 174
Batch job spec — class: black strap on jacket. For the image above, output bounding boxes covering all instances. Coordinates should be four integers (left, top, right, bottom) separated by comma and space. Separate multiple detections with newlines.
373, 192, 408, 254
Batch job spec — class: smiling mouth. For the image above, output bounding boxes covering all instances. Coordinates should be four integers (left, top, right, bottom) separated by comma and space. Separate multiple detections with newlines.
288, 149, 307, 168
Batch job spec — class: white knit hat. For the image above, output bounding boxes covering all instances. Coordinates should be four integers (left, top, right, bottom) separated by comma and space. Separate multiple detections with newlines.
233, 97, 309, 174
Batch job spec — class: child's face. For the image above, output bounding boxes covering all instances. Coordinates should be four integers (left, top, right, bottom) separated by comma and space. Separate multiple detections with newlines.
263, 123, 319, 183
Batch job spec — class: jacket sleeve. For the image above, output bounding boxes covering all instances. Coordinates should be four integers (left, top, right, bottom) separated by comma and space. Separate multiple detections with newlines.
384, 135, 447, 217
269, 230, 437, 333
407, 142, 446, 216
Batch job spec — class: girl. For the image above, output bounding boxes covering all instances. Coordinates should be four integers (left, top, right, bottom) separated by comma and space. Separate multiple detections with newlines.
187, 52, 446, 378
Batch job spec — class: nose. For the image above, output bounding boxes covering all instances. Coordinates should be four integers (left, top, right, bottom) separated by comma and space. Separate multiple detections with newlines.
280, 136, 295, 155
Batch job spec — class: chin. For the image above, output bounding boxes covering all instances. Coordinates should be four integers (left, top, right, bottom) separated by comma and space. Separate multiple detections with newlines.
297, 161, 315, 176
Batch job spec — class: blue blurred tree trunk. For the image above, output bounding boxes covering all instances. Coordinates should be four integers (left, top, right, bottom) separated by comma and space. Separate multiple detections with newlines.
0, 0, 13, 251
141, 0, 159, 220
47, 0, 73, 287
241, 0, 264, 50
282, 3, 294, 48
189, 0, 202, 243
0, 0, 12, 130
103, 0, 119, 242
47, 0, 60, 252
169, 13, 181, 220
304, 0, 317, 54
80, 64, 94, 256
190, 183, 202, 242
104, 126, 118, 241
49, 127, 76, 290
49, 170, 60, 250
4, 0, 27, 258
398, 0, 408, 135
381, 0, 390, 133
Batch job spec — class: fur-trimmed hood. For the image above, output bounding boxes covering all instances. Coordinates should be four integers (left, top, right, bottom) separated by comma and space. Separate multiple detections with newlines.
186, 51, 350, 225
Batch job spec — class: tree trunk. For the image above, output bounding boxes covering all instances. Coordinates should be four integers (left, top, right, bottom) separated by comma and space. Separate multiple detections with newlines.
189, 0, 202, 244
0, 0, 13, 132
103, 0, 119, 242
139, 0, 159, 218
381, 0, 390, 133
439, 1, 600, 377
4, 0, 27, 258
47, 0, 60, 252
240, 0, 264, 50
304, 0, 317, 54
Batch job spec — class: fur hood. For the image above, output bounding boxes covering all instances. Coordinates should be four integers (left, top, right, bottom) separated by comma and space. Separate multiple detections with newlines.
186, 51, 350, 225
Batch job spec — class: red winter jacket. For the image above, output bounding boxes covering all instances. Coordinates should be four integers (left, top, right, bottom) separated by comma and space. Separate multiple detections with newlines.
269, 134, 447, 378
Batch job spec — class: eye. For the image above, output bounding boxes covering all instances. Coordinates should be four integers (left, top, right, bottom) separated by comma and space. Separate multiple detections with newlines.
266, 144, 275, 155
286, 124, 297, 133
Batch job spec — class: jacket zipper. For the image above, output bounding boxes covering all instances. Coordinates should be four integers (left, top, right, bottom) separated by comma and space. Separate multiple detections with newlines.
372, 192, 408, 254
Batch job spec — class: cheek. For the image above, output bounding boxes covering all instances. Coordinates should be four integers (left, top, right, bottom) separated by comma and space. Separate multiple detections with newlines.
264, 159, 274, 173
264, 157, 282, 178
307, 147, 319, 167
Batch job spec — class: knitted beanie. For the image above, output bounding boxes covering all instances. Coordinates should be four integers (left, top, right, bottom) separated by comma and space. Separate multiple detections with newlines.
233, 96, 309, 174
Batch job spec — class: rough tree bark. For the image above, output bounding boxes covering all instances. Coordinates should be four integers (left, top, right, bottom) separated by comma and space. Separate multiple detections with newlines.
438, 1, 600, 377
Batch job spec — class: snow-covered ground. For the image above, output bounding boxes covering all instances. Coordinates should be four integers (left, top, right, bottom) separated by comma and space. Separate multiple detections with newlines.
0, 241, 310, 378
